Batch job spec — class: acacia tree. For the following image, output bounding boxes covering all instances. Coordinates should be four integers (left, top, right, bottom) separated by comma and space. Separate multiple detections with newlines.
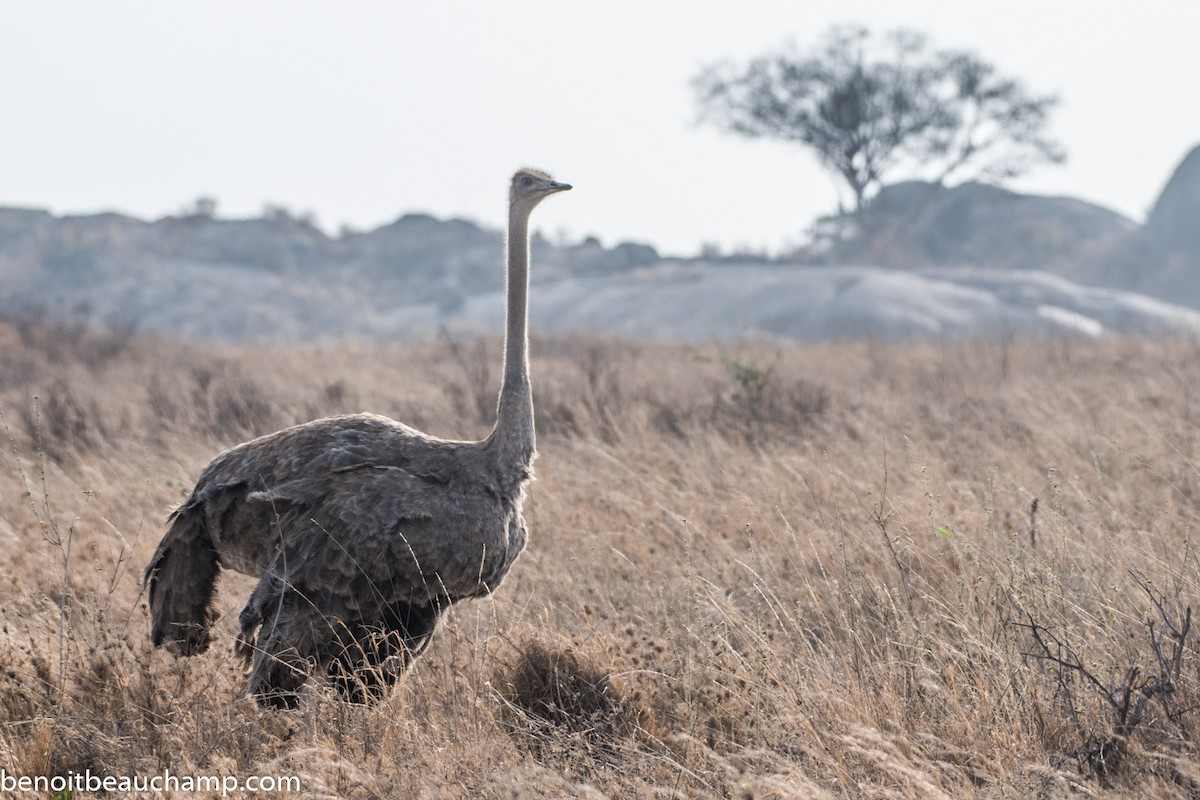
693, 26, 1065, 213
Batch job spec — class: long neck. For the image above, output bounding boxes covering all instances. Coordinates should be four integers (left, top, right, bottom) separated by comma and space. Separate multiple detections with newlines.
492, 201, 535, 465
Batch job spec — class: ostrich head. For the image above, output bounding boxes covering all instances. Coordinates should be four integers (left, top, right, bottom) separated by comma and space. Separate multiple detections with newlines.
510, 168, 571, 211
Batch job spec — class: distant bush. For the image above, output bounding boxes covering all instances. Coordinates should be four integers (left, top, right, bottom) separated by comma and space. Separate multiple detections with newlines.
20, 379, 106, 463
2, 306, 136, 377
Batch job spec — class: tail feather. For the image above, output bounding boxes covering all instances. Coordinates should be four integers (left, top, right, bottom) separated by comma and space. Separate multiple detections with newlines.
144, 505, 221, 655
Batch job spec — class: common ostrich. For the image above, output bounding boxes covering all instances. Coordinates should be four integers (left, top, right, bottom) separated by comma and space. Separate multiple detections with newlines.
144, 168, 571, 707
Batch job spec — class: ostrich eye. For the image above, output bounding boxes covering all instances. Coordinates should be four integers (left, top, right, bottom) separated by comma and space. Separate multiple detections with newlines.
520, 175, 534, 187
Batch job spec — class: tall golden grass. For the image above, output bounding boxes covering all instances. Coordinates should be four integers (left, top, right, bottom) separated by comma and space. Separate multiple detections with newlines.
1, 313, 1198, 798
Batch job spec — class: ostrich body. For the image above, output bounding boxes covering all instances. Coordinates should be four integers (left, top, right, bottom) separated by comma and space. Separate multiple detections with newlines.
144, 169, 571, 706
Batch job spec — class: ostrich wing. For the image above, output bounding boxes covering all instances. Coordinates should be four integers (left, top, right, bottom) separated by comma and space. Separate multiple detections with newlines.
181, 415, 462, 574
195, 414, 437, 500
246, 463, 499, 610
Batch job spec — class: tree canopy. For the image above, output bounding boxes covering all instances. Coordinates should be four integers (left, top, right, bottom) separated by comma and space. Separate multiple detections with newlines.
693, 26, 1065, 213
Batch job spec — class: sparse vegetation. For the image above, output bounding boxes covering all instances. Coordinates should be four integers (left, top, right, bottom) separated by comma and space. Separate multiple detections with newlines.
1, 317, 1199, 797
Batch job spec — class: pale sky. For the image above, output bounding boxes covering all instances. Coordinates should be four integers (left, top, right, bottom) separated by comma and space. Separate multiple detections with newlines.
2, 1, 1198, 256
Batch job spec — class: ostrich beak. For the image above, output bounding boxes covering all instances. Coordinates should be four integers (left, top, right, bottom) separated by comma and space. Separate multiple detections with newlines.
548, 181, 572, 193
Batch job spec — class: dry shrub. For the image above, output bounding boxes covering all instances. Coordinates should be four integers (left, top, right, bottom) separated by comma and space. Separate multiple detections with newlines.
189, 361, 282, 439
533, 336, 831, 444
439, 328, 495, 427
145, 359, 284, 441
707, 351, 831, 441
17, 378, 107, 463
4, 306, 135, 373
495, 637, 647, 765
0, 645, 40, 723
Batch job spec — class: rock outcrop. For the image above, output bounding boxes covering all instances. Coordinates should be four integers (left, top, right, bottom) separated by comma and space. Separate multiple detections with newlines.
829, 180, 1135, 275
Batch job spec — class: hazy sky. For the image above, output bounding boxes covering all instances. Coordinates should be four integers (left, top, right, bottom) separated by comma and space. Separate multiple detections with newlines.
3, 1, 1198, 256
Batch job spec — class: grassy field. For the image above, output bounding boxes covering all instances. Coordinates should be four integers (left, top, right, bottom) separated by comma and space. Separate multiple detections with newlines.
1, 315, 1198, 798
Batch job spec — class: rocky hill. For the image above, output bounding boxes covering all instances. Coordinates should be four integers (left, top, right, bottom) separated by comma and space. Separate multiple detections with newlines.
0, 207, 662, 342
834, 181, 1135, 275
827, 144, 1200, 308
1, 144, 1198, 343
1083, 144, 1200, 306
454, 263, 1200, 341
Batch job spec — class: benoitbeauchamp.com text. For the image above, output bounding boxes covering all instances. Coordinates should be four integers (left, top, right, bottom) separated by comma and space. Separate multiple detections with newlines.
1, 767, 300, 795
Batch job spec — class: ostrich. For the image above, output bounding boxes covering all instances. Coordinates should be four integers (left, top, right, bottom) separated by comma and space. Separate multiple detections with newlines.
144, 168, 571, 707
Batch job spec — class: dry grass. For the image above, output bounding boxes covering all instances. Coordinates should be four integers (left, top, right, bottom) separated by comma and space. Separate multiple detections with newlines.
1, 316, 1199, 798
